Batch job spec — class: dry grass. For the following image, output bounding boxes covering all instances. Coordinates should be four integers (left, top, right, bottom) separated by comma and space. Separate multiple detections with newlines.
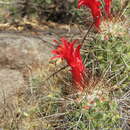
118, 89, 130, 129
99, 17, 129, 39
0, 59, 126, 129
0, 61, 73, 129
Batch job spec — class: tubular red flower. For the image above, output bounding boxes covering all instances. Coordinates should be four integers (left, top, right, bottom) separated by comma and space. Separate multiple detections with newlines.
104, 0, 112, 17
78, 0, 101, 28
51, 38, 85, 91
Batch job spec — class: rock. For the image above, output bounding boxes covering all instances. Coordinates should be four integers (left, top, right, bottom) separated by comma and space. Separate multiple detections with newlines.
0, 32, 54, 69
0, 32, 56, 103
0, 69, 25, 103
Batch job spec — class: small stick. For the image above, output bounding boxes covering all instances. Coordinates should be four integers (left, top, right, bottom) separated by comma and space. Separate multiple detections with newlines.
43, 65, 69, 82
80, 22, 94, 47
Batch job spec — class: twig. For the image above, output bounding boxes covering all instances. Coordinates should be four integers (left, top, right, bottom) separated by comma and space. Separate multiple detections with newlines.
43, 65, 69, 82
117, 0, 129, 21
80, 22, 94, 47
42, 112, 67, 119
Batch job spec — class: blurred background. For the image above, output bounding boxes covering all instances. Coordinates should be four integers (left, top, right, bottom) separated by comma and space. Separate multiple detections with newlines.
0, 0, 129, 24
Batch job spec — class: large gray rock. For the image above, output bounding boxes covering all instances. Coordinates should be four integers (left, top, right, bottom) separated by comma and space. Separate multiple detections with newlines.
0, 69, 25, 103
0, 32, 56, 102
0, 32, 54, 69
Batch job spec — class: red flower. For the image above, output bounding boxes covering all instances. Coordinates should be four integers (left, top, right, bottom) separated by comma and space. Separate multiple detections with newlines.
51, 38, 86, 91
104, 0, 112, 17
78, 0, 101, 28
